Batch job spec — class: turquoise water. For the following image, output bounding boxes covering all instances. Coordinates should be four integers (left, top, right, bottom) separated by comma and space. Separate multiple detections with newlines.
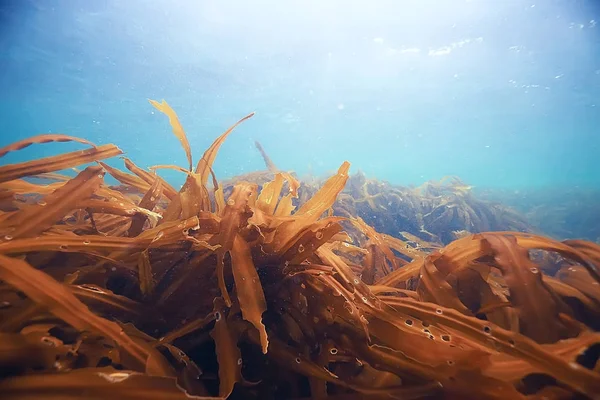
1, 0, 599, 190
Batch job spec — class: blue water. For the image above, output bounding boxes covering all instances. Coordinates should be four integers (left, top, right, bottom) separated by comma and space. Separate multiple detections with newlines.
1, 0, 599, 190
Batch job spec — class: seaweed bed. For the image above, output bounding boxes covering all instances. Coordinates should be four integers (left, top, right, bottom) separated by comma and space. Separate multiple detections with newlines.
0, 100, 599, 400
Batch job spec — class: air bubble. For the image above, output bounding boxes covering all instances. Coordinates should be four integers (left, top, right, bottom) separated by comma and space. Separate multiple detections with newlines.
329, 348, 338, 355
59, 245, 68, 250
435, 308, 443, 315
405, 319, 413, 326
362, 296, 368, 303
3, 235, 13, 241
508, 338, 516, 347
530, 267, 539, 274
447, 360, 455, 366
227, 198, 235, 206
237, 358, 243, 365
150, 196, 156, 202
37, 200, 47, 206
298, 244, 305, 253
215, 312, 221, 321
441, 335, 451, 342
295, 357, 301, 364
316, 231, 323, 240
422, 321, 430, 328
483, 326, 491, 334
83, 240, 91, 245
353, 278, 359, 284
0, 301, 11, 310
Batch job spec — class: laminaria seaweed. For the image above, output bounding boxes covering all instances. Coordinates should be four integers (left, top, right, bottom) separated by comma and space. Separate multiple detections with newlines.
0, 100, 599, 400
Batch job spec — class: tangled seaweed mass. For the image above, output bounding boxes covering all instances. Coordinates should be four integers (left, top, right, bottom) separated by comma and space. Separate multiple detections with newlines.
0, 101, 599, 400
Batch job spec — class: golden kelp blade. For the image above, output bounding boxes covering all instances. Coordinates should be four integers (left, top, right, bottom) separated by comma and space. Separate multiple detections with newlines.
0, 144, 122, 184
0, 134, 97, 158
149, 99, 193, 171
0, 255, 156, 373
195, 112, 255, 185
2, 166, 104, 240
0, 368, 218, 400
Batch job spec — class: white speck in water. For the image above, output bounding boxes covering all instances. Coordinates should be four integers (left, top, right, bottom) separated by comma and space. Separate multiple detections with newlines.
337, 103, 345, 110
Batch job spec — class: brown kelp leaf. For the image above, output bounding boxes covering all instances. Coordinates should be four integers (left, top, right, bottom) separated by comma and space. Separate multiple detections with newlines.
70, 284, 142, 316
0, 254, 156, 373
138, 249, 155, 296
208, 166, 226, 216
128, 177, 163, 237
0, 134, 97, 158
494, 231, 600, 284
256, 173, 285, 215
0, 144, 122, 184
149, 164, 190, 174
279, 217, 344, 265
254, 141, 278, 172
350, 217, 398, 273
98, 161, 151, 193
149, 99, 193, 171
384, 297, 600, 397
481, 233, 572, 343
0, 333, 59, 371
273, 162, 349, 252
0, 367, 218, 399
212, 183, 257, 304
1, 166, 104, 240
123, 158, 178, 201
156, 312, 216, 345
210, 297, 242, 398
417, 256, 472, 315
195, 112, 255, 185
231, 235, 268, 354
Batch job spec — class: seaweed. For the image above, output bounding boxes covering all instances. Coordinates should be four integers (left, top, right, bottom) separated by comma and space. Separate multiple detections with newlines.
0, 101, 599, 400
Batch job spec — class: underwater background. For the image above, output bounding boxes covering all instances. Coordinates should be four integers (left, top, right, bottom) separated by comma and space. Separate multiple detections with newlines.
1, 0, 599, 240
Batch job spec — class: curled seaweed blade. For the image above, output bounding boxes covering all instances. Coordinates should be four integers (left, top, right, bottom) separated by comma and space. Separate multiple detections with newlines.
128, 177, 163, 237
273, 162, 349, 252
231, 235, 268, 354
0, 144, 122, 184
123, 158, 178, 200
2, 166, 104, 240
195, 112, 255, 185
210, 297, 242, 398
149, 99, 193, 171
98, 161, 151, 193
0, 367, 217, 400
482, 233, 574, 343
256, 173, 284, 215
0, 134, 97, 158
254, 141, 278, 173
137, 249, 155, 297
0, 255, 154, 373
212, 182, 257, 305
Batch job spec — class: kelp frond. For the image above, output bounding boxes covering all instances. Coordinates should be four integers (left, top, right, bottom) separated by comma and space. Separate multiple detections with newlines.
0, 101, 599, 400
